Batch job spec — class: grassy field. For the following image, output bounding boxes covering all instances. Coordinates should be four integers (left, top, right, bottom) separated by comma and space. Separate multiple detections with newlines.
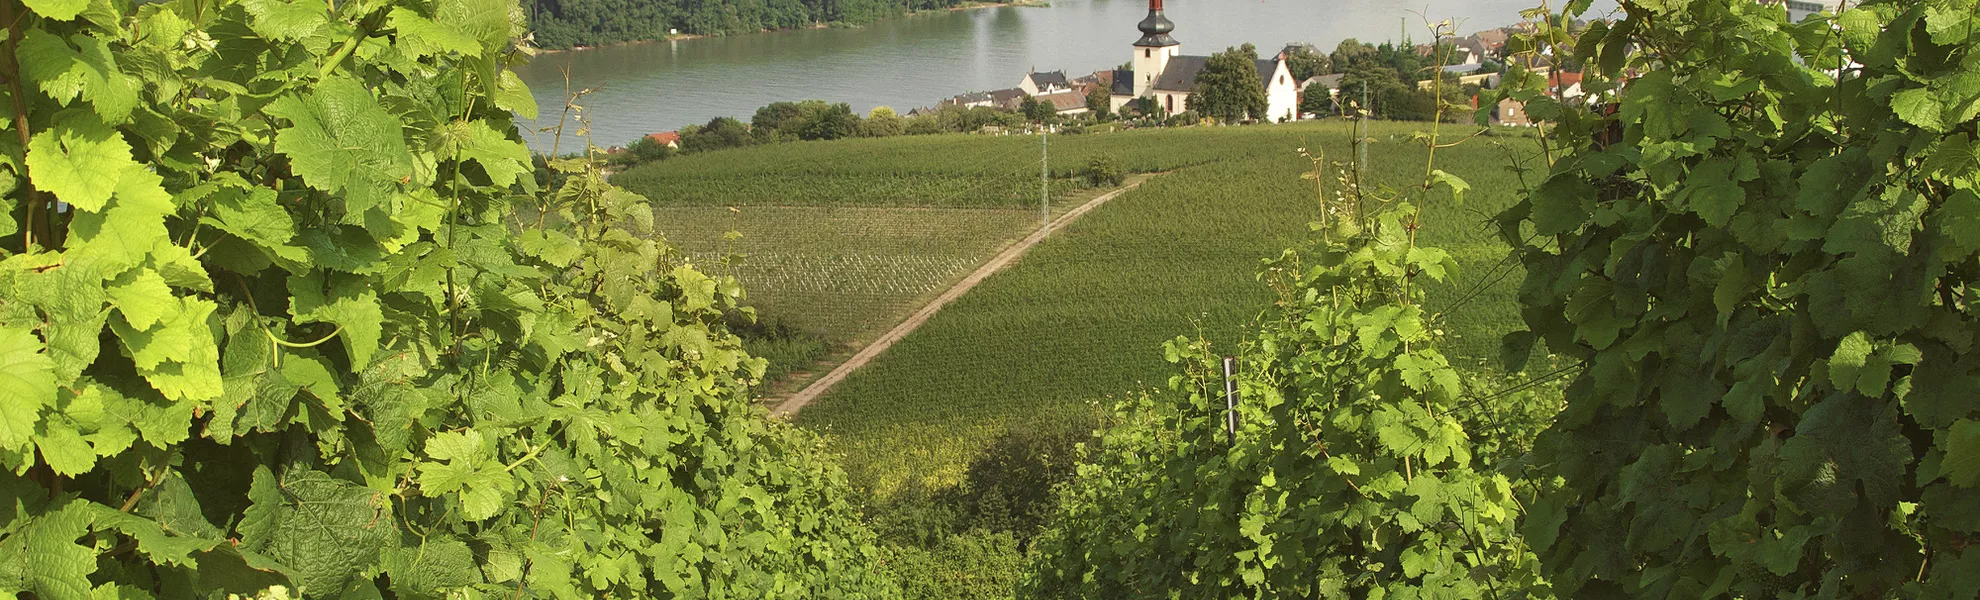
623, 121, 1544, 493
775, 122, 1544, 493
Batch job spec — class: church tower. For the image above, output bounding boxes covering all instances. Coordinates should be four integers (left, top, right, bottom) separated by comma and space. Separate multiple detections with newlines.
1131, 0, 1179, 97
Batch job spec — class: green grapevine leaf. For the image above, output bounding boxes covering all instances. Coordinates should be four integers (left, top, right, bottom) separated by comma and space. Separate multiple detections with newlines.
237, 467, 394, 595
1941, 419, 1980, 488
238, 0, 330, 44
17, 32, 140, 123
24, 119, 131, 212
1829, 331, 1873, 393
107, 270, 174, 331
1892, 88, 1944, 132
387, 8, 481, 57
19, 0, 86, 22
0, 500, 97, 599
0, 326, 54, 452
416, 429, 513, 521
265, 77, 414, 219
288, 273, 383, 368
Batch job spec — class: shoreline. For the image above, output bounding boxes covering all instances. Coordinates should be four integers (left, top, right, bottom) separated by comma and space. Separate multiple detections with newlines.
536, 0, 1047, 55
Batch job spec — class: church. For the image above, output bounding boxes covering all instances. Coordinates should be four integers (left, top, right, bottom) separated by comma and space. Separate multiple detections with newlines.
1108, 0, 1301, 122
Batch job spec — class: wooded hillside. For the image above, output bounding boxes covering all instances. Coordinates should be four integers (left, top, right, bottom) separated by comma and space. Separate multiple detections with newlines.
530, 0, 995, 49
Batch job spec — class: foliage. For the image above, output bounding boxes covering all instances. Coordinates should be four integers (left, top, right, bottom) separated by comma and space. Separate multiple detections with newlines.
1084, 86, 1112, 120
680, 115, 753, 152
1486, 0, 1980, 596
861, 106, 909, 138
0, 0, 898, 595
1019, 95, 1058, 124
1284, 43, 1331, 81
1187, 43, 1269, 123
1301, 87, 1336, 117
528, 0, 1000, 49
871, 420, 1092, 600
1025, 119, 1545, 599
753, 99, 860, 142
1083, 156, 1124, 188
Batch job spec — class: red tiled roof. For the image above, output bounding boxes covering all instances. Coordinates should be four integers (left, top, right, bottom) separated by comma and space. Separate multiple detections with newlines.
645, 131, 681, 145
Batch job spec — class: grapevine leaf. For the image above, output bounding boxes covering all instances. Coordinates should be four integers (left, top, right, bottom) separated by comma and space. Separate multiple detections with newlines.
16, 32, 139, 123
237, 467, 393, 595
204, 188, 310, 270
238, 0, 329, 44
1828, 332, 1872, 393
19, 0, 85, 21
65, 164, 174, 277
1683, 161, 1743, 228
461, 120, 530, 188
519, 229, 582, 268
1941, 419, 1980, 488
0, 500, 96, 599
35, 418, 95, 476
1428, 169, 1468, 205
416, 429, 512, 521
1530, 174, 1594, 235
109, 296, 222, 402
386, 8, 480, 57
1891, 87, 1944, 132
1938, 190, 1980, 262
288, 273, 384, 368
24, 119, 131, 212
493, 71, 537, 120
107, 270, 174, 331
434, 0, 512, 53
0, 326, 54, 451
266, 77, 413, 220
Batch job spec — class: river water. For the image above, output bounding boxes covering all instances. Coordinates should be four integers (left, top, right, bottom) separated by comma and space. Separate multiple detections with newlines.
513, 0, 1613, 150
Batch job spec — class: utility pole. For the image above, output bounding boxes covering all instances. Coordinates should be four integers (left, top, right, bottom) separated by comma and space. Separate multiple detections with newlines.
1040, 129, 1050, 232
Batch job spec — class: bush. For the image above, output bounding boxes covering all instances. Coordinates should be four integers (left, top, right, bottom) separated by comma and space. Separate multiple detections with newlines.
1083, 156, 1125, 188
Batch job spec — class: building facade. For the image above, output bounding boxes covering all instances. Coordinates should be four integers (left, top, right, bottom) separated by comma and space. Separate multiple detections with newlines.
1109, 0, 1300, 122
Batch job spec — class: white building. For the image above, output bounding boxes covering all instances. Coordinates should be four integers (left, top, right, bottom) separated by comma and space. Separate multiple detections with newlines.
1107, 0, 1301, 122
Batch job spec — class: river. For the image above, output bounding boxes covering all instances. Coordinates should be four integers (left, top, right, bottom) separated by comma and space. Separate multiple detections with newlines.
512, 0, 1616, 151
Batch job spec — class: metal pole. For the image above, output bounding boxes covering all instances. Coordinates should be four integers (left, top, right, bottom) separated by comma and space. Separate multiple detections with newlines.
1359, 81, 1369, 168
1223, 357, 1239, 443
1040, 130, 1050, 232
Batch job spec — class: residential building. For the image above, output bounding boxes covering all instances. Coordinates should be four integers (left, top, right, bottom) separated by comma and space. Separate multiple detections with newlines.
1019, 71, 1072, 95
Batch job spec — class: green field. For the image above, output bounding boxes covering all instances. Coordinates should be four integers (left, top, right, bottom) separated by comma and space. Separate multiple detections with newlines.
623, 121, 1543, 493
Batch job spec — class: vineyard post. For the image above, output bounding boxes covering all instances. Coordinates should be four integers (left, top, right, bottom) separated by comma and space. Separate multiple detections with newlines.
1222, 356, 1239, 443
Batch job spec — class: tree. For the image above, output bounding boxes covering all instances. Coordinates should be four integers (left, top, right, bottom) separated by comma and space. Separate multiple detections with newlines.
798, 102, 861, 140
1085, 86, 1113, 120
1283, 44, 1331, 80
1020, 95, 1058, 124
1331, 38, 1376, 72
752, 100, 812, 142
1298, 89, 1334, 117
682, 116, 752, 152
860, 106, 908, 137
1186, 43, 1268, 123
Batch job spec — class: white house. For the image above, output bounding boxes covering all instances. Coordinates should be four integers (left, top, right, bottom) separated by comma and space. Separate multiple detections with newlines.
1019, 71, 1072, 96
1107, 0, 1301, 122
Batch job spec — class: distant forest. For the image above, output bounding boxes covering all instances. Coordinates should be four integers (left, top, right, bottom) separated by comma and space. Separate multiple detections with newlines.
529, 0, 994, 49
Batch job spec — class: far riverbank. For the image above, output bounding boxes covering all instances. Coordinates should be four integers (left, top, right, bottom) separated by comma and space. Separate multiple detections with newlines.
534, 0, 1047, 53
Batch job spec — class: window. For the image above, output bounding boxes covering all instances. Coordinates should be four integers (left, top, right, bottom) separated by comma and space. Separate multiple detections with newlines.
1280, 75, 1286, 85
1145, 49, 1151, 58
1165, 95, 1173, 113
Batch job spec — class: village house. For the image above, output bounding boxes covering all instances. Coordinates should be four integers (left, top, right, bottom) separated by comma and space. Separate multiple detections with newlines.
644, 131, 681, 149
1108, 0, 1301, 122
1019, 70, 1072, 96
1496, 69, 1583, 127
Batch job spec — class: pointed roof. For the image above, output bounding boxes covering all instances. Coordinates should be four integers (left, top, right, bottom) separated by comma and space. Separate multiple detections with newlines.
1135, 0, 1177, 47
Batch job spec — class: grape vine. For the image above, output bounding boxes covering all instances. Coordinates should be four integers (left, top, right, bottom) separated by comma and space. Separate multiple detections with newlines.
1489, 0, 1980, 596
0, 0, 897, 596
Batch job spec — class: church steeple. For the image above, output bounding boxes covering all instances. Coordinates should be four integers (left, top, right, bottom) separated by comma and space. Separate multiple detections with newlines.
1134, 0, 1177, 47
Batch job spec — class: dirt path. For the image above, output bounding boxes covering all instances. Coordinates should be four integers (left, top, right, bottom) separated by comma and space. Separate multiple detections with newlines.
770, 174, 1154, 418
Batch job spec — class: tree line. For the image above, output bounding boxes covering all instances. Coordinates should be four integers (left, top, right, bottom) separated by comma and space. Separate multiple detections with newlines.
530, 0, 997, 49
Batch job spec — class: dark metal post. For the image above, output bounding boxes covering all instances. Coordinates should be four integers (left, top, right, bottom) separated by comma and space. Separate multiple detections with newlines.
1223, 357, 1239, 443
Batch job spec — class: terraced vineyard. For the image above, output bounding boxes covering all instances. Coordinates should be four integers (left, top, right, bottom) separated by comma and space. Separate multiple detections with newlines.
624, 122, 1542, 493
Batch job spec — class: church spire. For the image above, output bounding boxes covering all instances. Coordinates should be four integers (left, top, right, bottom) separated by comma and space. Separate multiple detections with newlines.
1135, 0, 1177, 47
